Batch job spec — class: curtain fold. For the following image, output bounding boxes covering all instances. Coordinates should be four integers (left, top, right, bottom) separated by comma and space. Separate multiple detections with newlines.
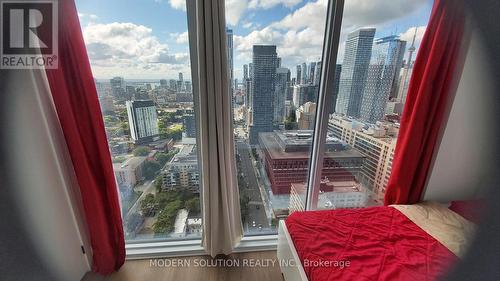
384, 0, 467, 205
190, 0, 243, 256
44, 0, 125, 274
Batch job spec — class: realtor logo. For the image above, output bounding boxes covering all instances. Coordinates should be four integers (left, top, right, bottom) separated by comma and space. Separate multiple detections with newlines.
1, 0, 58, 69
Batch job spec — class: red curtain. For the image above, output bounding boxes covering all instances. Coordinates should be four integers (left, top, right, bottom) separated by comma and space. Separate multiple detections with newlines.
384, 0, 466, 205
44, 0, 125, 274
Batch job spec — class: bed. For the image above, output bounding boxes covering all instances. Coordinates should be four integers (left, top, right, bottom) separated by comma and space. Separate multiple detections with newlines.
277, 202, 476, 281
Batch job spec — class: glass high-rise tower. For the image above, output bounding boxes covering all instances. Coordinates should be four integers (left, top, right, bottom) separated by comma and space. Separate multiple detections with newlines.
249, 45, 277, 144
336, 28, 376, 118
274, 67, 290, 123
226, 28, 234, 91
360, 35, 406, 123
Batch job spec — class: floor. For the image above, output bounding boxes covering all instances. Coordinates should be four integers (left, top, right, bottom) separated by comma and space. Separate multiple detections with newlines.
82, 251, 284, 281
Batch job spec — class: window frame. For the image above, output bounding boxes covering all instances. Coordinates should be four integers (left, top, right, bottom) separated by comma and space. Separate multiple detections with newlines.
305, 0, 345, 211
124, 0, 345, 257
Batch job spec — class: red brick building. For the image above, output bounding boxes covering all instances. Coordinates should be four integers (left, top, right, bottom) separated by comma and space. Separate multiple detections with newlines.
258, 131, 364, 194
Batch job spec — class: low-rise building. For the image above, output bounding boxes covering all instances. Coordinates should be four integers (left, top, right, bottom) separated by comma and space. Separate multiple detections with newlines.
173, 209, 189, 237
186, 218, 202, 235
328, 114, 398, 201
161, 145, 200, 193
289, 180, 368, 213
296, 102, 316, 130
113, 156, 147, 188
259, 130, 364, 195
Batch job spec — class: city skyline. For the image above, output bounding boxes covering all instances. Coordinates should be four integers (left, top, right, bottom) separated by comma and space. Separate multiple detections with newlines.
83, 0, 433, 239
76, 0, 432, 80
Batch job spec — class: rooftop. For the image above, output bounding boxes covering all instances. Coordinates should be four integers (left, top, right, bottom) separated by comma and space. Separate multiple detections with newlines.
259, 130, 363, 160
114, 156, 147, 170
174, 209, 189, 234
291, 180, 362, 194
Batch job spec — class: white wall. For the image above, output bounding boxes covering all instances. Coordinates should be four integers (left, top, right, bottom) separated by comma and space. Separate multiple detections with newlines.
3, 70, 91, 281
424, 28, 497, 202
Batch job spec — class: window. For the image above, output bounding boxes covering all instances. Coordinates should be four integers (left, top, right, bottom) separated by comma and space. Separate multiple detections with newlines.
227, 0, 329, 234
76, 0, 433, 249
76, 0, 201, 241
308, 0, 432, 210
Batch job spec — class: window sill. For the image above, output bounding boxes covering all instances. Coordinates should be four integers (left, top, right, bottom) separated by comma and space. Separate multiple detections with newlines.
125, 235, 278, 260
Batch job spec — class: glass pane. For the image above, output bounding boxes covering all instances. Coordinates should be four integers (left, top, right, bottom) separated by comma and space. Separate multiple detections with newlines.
75, 0, 202, 241
308, 0, 433, 211
226, 1, 329, 233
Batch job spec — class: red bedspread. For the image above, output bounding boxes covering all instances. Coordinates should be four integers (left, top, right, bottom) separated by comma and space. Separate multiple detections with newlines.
285, 206, 457, 281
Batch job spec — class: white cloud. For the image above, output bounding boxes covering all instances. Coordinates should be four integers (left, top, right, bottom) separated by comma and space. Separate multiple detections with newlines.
248, 0, 302, 9
226, 0, 304, 26
234, 0, 428, 77
243, 21, 253, 29
235, 0, 328, 66
226, 0, 249, 26
399, 26, 427, 54
272, 0, 327, 31
78, 13, 99, 21
168, 0, 186, 11
343, 0, 427, 28
175, 31, 189, 44
82, 22, 190, 79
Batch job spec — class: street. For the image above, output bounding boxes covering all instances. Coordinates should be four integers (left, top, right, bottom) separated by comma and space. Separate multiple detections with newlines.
124, 179, 156, 221
236, 141, 270, 232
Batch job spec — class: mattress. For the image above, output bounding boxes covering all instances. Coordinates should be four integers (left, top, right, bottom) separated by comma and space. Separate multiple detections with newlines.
285, 203, 475, 281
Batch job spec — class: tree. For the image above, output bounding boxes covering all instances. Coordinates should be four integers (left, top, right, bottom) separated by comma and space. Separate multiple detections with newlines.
184, 197, 200, 214
140, 193, 157, 217
142, 160, 161, 180
165, 125, 183, 141
153, 200, 183, 234
119, 121, 130, 135
133, 146, 151, 156
104, 115, 118, 125
154, 175, 163, 193
112, 155, 127, 163
155, 191, 181, 210
155, 150, 177, 167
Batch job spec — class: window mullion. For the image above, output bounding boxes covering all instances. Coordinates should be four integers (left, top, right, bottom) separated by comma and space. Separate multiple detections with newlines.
305, 0, 345, 211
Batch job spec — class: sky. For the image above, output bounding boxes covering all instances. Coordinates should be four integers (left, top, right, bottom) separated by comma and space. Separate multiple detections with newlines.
75, 0, 433, 80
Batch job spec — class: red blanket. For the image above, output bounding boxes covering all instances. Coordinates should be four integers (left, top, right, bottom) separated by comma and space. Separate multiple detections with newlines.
286, 206, 457, 281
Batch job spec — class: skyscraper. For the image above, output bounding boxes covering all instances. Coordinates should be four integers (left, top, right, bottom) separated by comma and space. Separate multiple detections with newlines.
126, 100, 159, 144
249, 45, 277, 144
226, 28, 234, 91
274, 67, 289, 123
247, 63, 254, 111
179, 72, 183, 83
308, 62, 316, 84
360, 36, 406, 123
110, 77, 127, 101
330, 64, 342, 113
110, 76, 125, 89
245, 78, 252, 108
292, 84, 319, 108
243, 64, 248, 80
314, 61, 322, 86
296, 65, 302, 84
301, 62, 307, 85
169, 79, 177, 91
183, 110, 196, 138
336, 28, 376, 118
398, 28, 418, 104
